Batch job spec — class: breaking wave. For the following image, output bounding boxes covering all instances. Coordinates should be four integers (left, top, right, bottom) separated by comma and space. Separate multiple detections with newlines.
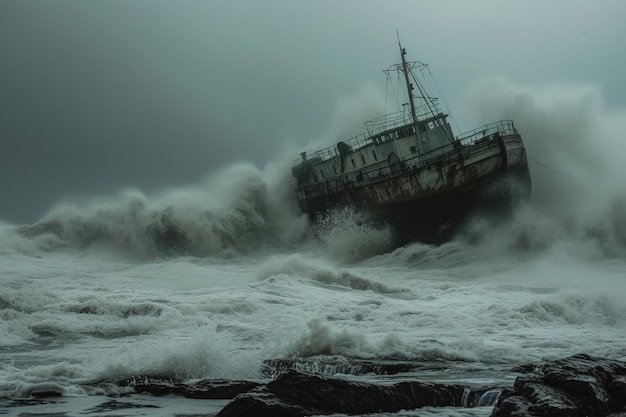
257, 254, 398, 294
6, 162, 311, 259
272, 319, 478, 362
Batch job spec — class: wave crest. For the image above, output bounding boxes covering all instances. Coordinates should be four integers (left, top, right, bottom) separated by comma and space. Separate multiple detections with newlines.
11, 163, 310, 259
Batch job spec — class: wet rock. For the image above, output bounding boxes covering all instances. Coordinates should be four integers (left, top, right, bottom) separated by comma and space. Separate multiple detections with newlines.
217, 386, 312, 417
218, 369, 488, 417
30, 390, 63, 398
492, 354, 626, 417
262, 356, 420, 378
120, 376, 260, 399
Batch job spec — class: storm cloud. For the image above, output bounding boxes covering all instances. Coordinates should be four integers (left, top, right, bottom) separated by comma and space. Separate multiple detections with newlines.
1, 0, 625, 223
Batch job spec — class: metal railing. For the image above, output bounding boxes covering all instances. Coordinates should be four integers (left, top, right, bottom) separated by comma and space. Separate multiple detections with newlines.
456, 119, 517, 145
298, 126, 508, 199
365, 110, 414, 136
297, 131, 374, 164
296, 120, 520, 199
293, 120, 516, 169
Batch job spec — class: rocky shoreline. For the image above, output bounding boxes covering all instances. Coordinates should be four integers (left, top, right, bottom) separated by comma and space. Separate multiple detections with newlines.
493, 354, 626, 417
118, 354, 626, 416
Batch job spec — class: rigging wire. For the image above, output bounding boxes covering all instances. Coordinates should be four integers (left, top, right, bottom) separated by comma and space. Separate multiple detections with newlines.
408, 63, 454, 144
395, 71, 403, 108
385, 71, 403, 111
384, 72, 389, 124
384, 72, 402, 129
528, 155, 570, 175
426, 65, 462, 135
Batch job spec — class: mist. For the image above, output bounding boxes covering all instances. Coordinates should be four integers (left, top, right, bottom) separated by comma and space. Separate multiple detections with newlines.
459, 78, 626, 208
1, 0, 625, 225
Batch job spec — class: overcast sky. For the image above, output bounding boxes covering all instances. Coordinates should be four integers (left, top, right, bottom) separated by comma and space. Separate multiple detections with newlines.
1, 0, 625, 224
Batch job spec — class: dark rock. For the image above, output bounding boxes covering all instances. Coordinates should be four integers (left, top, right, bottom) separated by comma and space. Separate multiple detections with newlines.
30, 390, 63, 398
120, 376, 260, 399
262, 356, 419, 378
217, 369, 489, 417
492, 354, 626, 417
608, 375, 626, 409
268, 369, 464, 412
217, 387, 312, 417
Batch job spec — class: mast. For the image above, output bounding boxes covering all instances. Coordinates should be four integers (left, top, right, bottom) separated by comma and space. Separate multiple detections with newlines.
397, 33, 423, 154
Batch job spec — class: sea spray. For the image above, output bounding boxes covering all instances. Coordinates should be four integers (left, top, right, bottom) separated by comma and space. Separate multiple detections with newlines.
459, 77, 626, 212
9, 162, 310, 259
93, 336, 261, 382
453, 78, 626, 258
461, 199, 626, 260
314, 206, 393, 263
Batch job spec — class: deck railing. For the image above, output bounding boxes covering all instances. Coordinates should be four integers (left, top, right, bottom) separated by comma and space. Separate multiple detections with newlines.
293, 120, 517, 168
364, 102, 442, 136
296, 120, 519, 199
364, 109, 414, 136
456, 119, 517, 145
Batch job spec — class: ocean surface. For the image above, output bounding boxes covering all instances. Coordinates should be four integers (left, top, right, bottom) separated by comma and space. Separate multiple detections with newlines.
1, 161, 626, 416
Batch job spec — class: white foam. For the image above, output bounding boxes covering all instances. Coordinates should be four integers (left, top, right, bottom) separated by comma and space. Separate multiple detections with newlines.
6, 161, 311, 259
315, 206, 393, 263
1, 78, 626, 413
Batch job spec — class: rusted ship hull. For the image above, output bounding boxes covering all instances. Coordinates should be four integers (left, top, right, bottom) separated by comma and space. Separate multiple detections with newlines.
295, 131, 531, 244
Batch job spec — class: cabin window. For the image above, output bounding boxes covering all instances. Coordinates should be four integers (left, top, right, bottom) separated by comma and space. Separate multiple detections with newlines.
332, 165, 337, 175
351, 158, 355, 168
360, 155, 366, 165
372, 150, 378, 161
320, 169, 325, 179
312, 172, 318, 183
410, 146, 417, 153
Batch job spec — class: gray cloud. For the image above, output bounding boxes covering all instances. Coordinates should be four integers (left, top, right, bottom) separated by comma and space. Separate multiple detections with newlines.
1, 0, 625, 223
